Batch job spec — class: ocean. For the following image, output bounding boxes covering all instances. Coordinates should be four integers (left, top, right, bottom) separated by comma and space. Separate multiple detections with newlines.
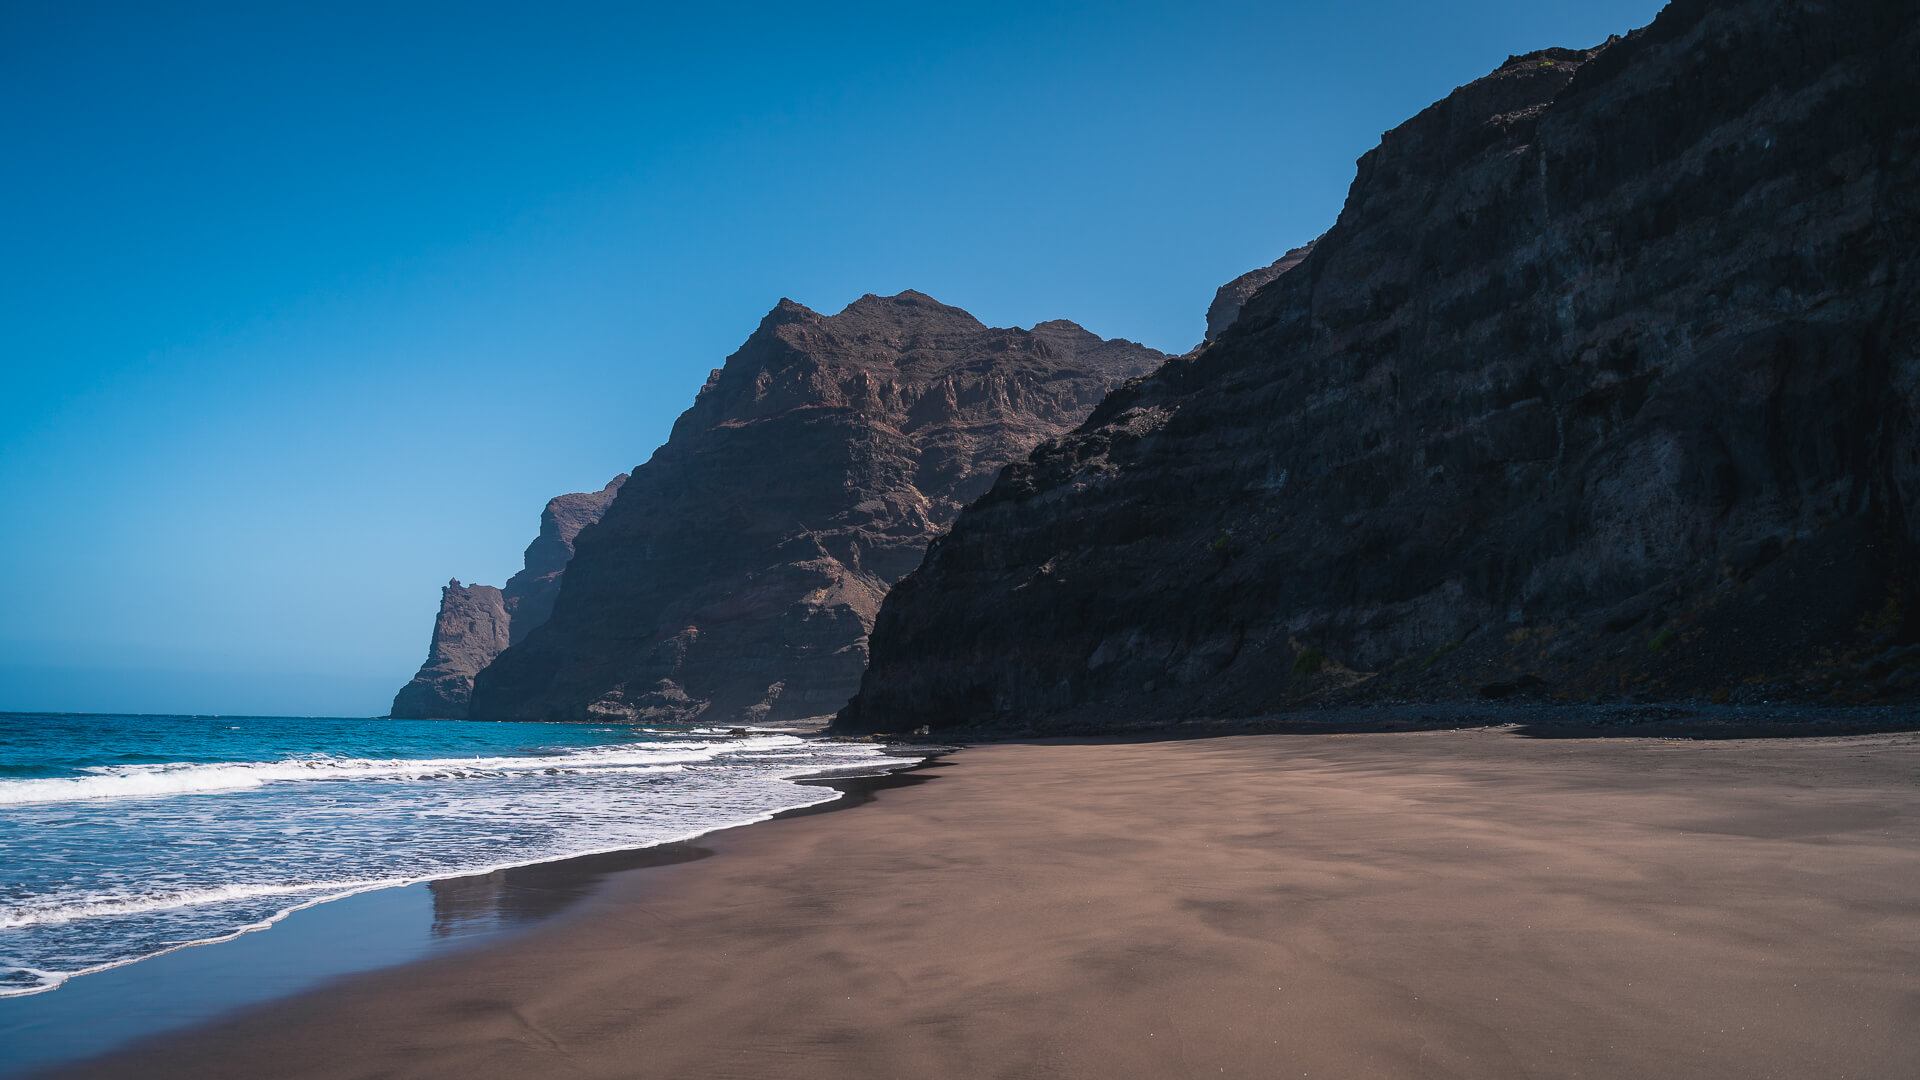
0, 711, 905, 999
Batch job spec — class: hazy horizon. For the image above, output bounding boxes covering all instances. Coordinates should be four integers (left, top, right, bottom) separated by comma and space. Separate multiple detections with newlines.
2, 0, 1665, 716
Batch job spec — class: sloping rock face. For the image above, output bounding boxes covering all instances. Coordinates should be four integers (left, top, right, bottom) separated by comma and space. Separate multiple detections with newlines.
390, 476, 625, 718
1203, 240, 1316, 342
466, 292, 1165, 724
838, 0, 1920, 734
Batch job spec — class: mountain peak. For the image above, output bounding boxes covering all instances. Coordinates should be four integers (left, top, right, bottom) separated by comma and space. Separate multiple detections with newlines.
832, 290, 987, 332
466, 295, 1165, 724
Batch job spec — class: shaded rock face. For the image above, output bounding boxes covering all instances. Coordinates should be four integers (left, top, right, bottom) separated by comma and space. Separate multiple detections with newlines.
839, 0, 1920, 735
467, 291, 1165, 724
390, 476, 626, 719
1203, 240, 1316, 342
500, 476, 630, 643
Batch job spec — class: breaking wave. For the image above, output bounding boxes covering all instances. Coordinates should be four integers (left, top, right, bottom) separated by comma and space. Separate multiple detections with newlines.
0, 717, 913, 998
0, 736, 792, 806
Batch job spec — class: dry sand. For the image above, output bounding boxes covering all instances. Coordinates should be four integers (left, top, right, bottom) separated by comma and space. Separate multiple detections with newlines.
46, 729, 1920, 1079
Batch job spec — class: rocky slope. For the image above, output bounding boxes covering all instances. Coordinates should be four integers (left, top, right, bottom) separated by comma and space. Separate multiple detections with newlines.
390, 476, 625, 718
1203, 240, 1315, 342
838, 0, 1920, 735
466, 292, 1165, 724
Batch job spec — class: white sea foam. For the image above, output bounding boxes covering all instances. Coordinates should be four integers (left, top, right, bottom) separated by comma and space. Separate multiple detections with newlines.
0, 774, 871, 997
0, 735, 798, 806
0, 880, 401, 930
0, 724, 916, 1000
0, 883, 405, 998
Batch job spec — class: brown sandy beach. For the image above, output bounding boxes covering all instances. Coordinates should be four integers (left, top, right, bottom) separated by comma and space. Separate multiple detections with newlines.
48, 729, 1920, 1079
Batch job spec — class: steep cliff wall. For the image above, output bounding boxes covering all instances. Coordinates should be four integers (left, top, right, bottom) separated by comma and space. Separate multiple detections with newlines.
840, 0, 1920, 734
389, 475, 625, 719
500, 476, 629, 643
389, 580, 511, 720
467, 292, 1165, 724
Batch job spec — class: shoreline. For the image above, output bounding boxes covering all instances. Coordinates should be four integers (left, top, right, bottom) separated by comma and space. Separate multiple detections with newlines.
0, 753, 930, 1077
33, 726, 1920, 1079
873, 700, 1920, 743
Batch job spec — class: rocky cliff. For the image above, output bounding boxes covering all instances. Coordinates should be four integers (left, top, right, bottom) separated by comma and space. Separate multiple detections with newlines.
1203, 241, 1316, 342
838, 0, 1920, 735
466, 291, 1165, 724
390, 475, 625, 718
499, 476, 630, 641
390, 580, 513, 720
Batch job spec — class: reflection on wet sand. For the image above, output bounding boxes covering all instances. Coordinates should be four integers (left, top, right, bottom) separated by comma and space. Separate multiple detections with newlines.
422, 764, 942, 937
428, 843, 712, 939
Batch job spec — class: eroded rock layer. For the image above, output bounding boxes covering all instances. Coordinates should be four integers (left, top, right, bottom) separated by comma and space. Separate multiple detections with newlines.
839, 0, 1920, 734
390, 476, 625, 719
467, 292, 1165, 724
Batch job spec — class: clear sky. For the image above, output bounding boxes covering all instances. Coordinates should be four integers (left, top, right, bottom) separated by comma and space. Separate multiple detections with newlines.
1, 0, 1667, 716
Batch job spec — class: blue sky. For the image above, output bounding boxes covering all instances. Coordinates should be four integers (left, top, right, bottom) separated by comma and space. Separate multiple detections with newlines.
0, 0, 1666, 716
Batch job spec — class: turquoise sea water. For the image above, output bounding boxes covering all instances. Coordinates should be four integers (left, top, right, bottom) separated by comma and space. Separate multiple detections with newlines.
0, 712, 899, 997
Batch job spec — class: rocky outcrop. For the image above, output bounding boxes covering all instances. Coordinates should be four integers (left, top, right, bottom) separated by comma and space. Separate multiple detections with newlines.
838, 0, 1920, 735
1203, 240, 1316, 342
390, 476, 625, 718
466, 292, 1165, 724
389, 580, 511, 720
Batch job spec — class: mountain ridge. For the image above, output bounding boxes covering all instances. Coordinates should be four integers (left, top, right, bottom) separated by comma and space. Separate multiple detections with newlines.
464, 291, 1166, 724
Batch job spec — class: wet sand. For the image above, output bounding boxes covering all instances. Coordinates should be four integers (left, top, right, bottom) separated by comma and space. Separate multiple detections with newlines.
44, 729, 1920, 1079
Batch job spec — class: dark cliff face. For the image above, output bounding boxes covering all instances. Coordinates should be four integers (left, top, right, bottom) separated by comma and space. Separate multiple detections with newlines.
466, 291, 1166, 724
839, 0, 1920, 735
390, 475, 626, 719
1203, 240, 1316, 342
